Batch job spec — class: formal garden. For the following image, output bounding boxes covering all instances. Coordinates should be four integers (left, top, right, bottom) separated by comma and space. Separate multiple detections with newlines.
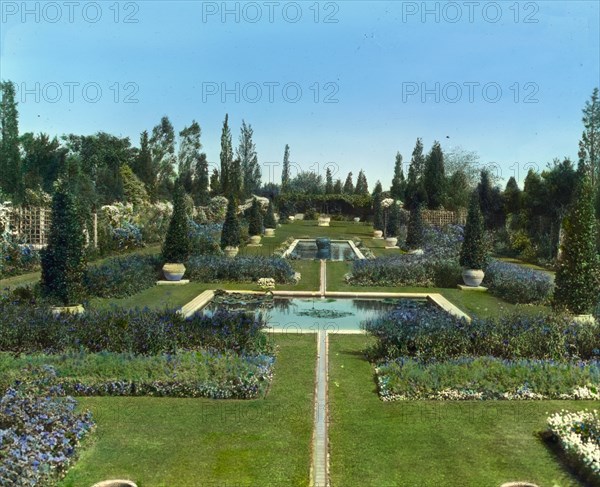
1, 83, 599, 486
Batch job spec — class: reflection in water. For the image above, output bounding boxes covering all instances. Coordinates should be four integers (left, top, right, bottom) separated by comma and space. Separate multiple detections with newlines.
291, 241, 357, 261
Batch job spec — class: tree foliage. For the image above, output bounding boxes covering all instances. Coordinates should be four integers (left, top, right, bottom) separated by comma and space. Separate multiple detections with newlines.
405, 203, 424, 250
221, 197, 242, 249
459, 192, 487, 270
281, 144, 291, 191
248, 198, 264, 236
161, 182, 192, 263
264, 199, 277, 228
343, 172, 354, 194
423, 141, 446, 209
390, 152, 406, 201
0, 81, 23, 203
355, 170, 369, 195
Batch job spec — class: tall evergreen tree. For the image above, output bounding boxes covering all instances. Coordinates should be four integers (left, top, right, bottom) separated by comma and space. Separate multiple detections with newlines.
20, 133, 67, 194
406, 204, 424, 250
372, 181, 384, 231
390, 152, 406, 201
40, 183, 86, 306
333, 179, 342, 194
0, 81, 23, 202
404, 138, 427, 209
264, 199, 277, 229
343, 172, 354, 194
578, 87, 600, 187
281, 144, 291, 191
386, 202, 402, 238
325, 167, 334, 194
133, 130, 155, 198
553, 176, 600, 314
503, 176, 522, 215
221, 197, 242, 249
248, 197, 264, 236
193, 152, 210, 205
149, 116, 177, 199
355, 170, 369, 195
220, 114, 233, 197
237, 121, 260, 197
229, 157, 243, 200
459, 192, 487, 270
477, 169, 504, 230
423, 141, 446, 209
178, 121, 202, 194
445, 170, 470, 211
209, 168, 221, 197
162, 181, 191, 263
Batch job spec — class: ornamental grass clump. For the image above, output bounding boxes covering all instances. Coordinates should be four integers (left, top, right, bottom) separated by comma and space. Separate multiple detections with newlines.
553, 176, 600, 315
161, 182, 192, 263
40, 183, 86, 306
459, 191, 488, 270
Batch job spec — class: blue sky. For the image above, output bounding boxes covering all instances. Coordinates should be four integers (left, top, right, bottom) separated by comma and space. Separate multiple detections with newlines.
1, 0, 599, 189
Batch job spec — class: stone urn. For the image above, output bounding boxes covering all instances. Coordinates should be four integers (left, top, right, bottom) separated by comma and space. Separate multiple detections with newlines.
373, 230, 383, 239
462, 269, 485, 287
162, 263, 186, 281
91, 481, 138, 487
249, 235, 262, 246
318, 216, 331, 227
224, 246, 239, 258
316, 237, 332, 260
353, 217, 360, 223
50, 304, 85, 316
264, 228, 275, 237
385, 237, 398, 248
288, 216, 295, 221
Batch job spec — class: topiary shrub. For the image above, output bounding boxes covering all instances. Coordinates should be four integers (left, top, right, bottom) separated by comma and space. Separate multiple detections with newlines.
405, 204, 424, 250
264, 200, 277, 228
553, 176, 600, 314
386, 202, 402, 237
248, 198, 264, 236
220, 197, 242, 249
40, 183, 87, 306
459, 191, 487, 269
162, 182, 192, 263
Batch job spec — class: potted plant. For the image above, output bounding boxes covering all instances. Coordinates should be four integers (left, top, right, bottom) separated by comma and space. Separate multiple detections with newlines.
372, 181, 384, 238
385, 201, 401, 248
221, 197, 241, 257
264, 200, 277, 237
459, 192, 487, 286
161, 182, 191, 281
248, 197, 263, 246
353, 216, 360, 223
40, 182, 86, 314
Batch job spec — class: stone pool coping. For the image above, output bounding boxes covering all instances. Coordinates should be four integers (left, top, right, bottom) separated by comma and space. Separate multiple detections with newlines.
178, 289, 471, 332
281, 239, 366, 260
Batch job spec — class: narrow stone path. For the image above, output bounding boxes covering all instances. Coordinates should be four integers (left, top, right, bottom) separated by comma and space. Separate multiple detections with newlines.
319, 259, 327, 296
311, 329, 329, 487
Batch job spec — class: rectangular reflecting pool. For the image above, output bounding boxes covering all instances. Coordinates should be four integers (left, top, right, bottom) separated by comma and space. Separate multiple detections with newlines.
283, 239, 364, 261
202, 295, 429, 333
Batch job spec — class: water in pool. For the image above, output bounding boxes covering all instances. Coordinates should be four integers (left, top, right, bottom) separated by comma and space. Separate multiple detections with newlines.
291, 240, 358, 261
203, 296, 428, 332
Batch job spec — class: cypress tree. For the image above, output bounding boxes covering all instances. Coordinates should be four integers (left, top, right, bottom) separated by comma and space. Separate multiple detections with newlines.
40, 183, 87, 306
325, 167, 334, 194
386, 202, 401, 237
343, 172, 354, 194
333, 179, 342, 194
390, 152, 406, 201
503, 176, 522, 215
221, 198, 242, 249
406, 203, 424, 250
404, 138, 427, 209
281, 144, 291, 191
193, 152, 210, 205
459, 192, 487, 269
372, 181, 384, 231
133, 130, 155, 199
355, 170, 369, 195
220, 114, 233, 196
423, 141, 446, 209
264, 199, 277, 228
162, 182, 192, 263
0, 81, 23, 202
553, 176, 600, 314
248, 197, 264, 236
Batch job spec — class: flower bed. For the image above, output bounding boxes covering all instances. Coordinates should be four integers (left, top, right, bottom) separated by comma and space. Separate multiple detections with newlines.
185, 256, 295, 284
0, 300, 272, 356
547, 409, 600, 482
375, 357, 600, 401
484, 259, 554, 304
362, 302, 600, 362
0, 353, 274, 400
83, 254, 161, 299
0, 368, 94, 486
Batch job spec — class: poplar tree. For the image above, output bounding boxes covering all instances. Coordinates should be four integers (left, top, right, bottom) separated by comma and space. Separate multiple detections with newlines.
423, 141, 446, 209
0, 81, 23, 202
390, 151, 406, 201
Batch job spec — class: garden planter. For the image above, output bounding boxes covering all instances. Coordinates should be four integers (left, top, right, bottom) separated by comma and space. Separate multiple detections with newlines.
373, 230, 383, 239
385, 237, 398, 248
353, 217, 360, 223
318, 217, 331, 227
462, 269, 485, 287
264, 228, 275, 237
249, 235, 262, 245
224, 246, 239, 258
162, 263, 186, 281
288, 216, 295, 221
50, 304, 84, 316
91, 481, 138, 487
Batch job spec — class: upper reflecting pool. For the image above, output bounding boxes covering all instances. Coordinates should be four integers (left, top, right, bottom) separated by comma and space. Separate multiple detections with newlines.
287, 239, 360, 261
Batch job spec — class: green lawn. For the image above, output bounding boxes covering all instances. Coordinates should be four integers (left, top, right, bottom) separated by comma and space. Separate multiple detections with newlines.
59, 334, 316, 487
328, 334, 593, 487
325, 261, 549, 319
